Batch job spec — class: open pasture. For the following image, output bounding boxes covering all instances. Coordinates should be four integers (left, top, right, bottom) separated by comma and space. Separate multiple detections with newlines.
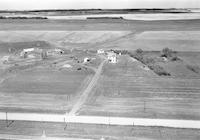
79, 55, 200, 120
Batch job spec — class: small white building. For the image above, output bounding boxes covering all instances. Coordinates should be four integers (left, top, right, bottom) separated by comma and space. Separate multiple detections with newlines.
97, 49, 105, 54
1, 56, 9, 63
83, 57, 90, 63
23, 48, 35, 52
20, 48, 35, 57
54, 48, 64, 54
63, 64, 72, 68
107, 52, 117, 63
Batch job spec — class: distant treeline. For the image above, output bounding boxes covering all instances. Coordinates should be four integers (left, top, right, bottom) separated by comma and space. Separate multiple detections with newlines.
87, 17, 124, 20
0, 8, 191, 14
0, 16, 48, 19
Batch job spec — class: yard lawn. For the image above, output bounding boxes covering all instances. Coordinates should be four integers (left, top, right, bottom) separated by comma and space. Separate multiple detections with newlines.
79, 55, 200, 120
0, 66, 94, 113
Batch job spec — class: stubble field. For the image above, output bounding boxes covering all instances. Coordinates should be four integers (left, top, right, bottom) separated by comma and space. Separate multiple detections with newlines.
79, 55, 200, 120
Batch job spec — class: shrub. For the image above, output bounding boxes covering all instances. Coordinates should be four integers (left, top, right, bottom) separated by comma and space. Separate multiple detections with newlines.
129, 48, 144, 62
142, 57, 155, 64
186, 65, 200, 73
148, 64, 171, 76
171, 56, 181, 61
130, 53, 143, 62
113, 50, 129, 55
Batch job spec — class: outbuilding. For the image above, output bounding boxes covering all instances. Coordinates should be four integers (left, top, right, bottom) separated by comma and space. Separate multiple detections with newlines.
83, 57, 91, 63
97, 49, 105, 54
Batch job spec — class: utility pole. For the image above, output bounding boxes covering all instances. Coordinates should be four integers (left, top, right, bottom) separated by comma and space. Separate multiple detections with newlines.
6, 112, 8, 127
144, 100, 146, 113
5, 112, 14, 127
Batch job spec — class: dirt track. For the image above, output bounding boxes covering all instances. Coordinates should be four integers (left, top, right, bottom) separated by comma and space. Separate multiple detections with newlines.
69, 58, 106, 115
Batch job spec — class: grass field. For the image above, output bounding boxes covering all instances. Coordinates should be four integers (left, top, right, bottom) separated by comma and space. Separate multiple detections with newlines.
0, 66, 94, 113
0, 120, 199, 140
79, 55, 200, 120
0, 47, 96, 113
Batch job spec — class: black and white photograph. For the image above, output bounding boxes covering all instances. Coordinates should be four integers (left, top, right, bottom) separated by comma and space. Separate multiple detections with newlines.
0, 0, 200, 139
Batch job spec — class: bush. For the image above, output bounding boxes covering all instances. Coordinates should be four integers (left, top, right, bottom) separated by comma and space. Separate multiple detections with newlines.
129, 49, 170, 76
148, 64, 171, 76
186, 65, 200, 73
129, 48, 144, 62
171, 56, 181, 61
142, 57, 155, 64
113, 50, 129, 55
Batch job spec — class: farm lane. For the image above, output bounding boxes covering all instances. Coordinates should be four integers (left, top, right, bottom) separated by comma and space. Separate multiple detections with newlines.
0, 112, 200, 129
68, 58, 106, 115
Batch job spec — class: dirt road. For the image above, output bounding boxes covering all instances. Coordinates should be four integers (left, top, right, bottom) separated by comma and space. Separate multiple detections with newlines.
0, 134, 93, 140
0, 112, 200, 129
68, 59, 106, 115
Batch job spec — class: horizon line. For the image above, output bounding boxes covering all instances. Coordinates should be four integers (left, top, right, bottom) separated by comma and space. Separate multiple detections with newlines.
0, 8, 198, 12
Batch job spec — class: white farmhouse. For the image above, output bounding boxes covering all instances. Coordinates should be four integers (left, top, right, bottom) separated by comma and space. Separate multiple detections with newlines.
107, 52, 117, 63
97, 49, 105, 54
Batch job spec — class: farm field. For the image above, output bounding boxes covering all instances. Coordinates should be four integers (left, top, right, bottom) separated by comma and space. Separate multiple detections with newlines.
0, 31, 131, 50
0, 64, 94, 113
0, 17, 200, 139
0, 44, 99, 113
0, 120, 199, 140
79, 55, 200, 120
100, 31, 200, 51
0, 19, 200, 31
1, 31, 200, 51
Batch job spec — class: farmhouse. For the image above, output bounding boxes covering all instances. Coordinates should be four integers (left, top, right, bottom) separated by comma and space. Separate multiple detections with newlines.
97, 49, 105, 54
107, 52, 117, 63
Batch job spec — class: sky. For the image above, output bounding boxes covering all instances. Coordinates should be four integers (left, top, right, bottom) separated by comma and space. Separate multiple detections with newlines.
0, 0, 200, 10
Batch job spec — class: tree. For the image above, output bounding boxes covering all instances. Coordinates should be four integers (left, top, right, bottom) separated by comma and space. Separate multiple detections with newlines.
136, 48, 143, 54
161, 48, 173, 58
41, 51, 47, 60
